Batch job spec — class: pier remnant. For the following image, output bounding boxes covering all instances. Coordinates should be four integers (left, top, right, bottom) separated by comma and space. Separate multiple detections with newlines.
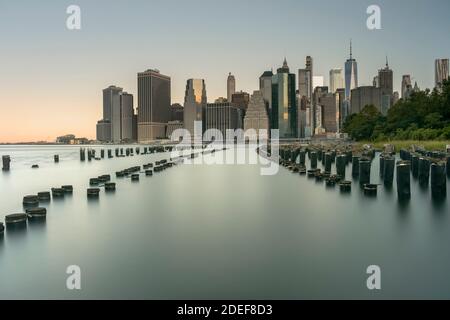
2, 155, 11, 171
396, 161, 411, 200
359, 159, 371, 187
431, 162, 447, 199
5, 213, 27, 229
26, 207, 47, 219
418, 157, 431, 186
336, 154, 346, 178
62, 185, 73, 194
38, 191, 51, 201
87, 188, 100, 198
411, 154, 419, 178
310, 151, 318, 169
383, 156, 395, 186
339, 181, 352, 193
352, 156, 360, 178
379, 154, 385, 178
51, 188, 65, 198
105, 182, 116, 191
363, 184, 378, 196
23, 195, 39, 207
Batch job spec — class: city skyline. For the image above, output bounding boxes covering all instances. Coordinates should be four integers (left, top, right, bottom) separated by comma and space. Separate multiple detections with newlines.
1, 0, 450, 142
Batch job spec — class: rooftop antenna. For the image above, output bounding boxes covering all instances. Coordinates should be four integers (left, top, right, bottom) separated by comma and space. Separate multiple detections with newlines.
350, 39, 352, 59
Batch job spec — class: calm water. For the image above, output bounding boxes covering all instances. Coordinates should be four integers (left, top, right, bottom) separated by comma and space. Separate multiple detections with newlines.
0, 144, 449, 299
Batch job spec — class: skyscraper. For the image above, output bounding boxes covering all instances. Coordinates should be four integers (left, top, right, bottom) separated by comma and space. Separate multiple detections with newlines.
336, 88, 346, 131
319, 92, 339, 134
243, 90, 269, 140
378, 58, 393, 114
204, 102, 242, 142
329, 68, 344, 93
345, 41, 358, 101
299, 56, 313, 137
120, 92, 134, 142
350, 86, 381, 114
313, 86, 328, 134
306, 56, 313, 96
137, 69, 171, 142
96, 120, 111, 142
272, 58, 297, 139
184, 79, 207, 139
227, 73, 236, 102
96, 86, 136, 143
401, 75, 412, 99
259, 70, 273, 113
435, 59, 449, 90
170, 103, 184, 122
102, 85, 122, 143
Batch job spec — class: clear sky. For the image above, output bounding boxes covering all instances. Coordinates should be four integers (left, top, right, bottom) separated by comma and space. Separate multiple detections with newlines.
1, 0, 449, 142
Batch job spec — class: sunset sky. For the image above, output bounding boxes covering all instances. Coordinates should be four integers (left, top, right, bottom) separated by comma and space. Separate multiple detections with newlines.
1, 0, 449, 142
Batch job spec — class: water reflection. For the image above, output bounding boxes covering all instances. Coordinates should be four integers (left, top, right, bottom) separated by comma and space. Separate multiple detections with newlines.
6, 223, 28, 240
28, 217, 47, 231
0, 145, 448, 299
397, 198, 411, 213
431, 196, 447, 215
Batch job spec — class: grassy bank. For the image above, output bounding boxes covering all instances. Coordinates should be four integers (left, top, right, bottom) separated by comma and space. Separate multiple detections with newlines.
356, 140, 450, 151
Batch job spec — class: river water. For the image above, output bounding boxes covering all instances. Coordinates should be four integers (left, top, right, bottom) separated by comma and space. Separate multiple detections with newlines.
0, 145, 449, 299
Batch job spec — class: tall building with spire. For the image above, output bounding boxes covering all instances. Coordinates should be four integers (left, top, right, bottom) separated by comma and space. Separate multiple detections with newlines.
378, 57, 393, 95
344, 41, 358, 101
227, 72, 236, 102
343, 41, 358, 122
298, 56, 313, 137
378, 57, 394, 114
271, 58, 297, 138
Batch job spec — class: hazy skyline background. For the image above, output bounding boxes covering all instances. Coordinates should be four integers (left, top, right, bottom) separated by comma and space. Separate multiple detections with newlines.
1, 0, 449, 142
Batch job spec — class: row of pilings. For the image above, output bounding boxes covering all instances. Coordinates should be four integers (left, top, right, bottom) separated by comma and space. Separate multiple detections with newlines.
274, 143, 449, 201
1, 145, 180, 170
79, 146, 175, 162
2, 145, 226, 238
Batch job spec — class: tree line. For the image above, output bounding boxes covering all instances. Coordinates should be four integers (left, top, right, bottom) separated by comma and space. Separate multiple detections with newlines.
343, 80, 450, 141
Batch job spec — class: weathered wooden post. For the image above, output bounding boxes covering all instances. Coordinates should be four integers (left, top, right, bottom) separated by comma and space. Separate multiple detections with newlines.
431, 162, 446, 199
324, 153, 332, 173
80, 148, 86, 161
299, 150, 306, 166
336, 154, 346, 178
383, 156, 395, 186
310, 151, 318, 169
396, 161, 411, 200
359, 159, 371, 187
379, 154, 385, 178
2, 155, 11, 171
351, 156, 360, 178
411, 154, 419, 178
418, 157, 430, 186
